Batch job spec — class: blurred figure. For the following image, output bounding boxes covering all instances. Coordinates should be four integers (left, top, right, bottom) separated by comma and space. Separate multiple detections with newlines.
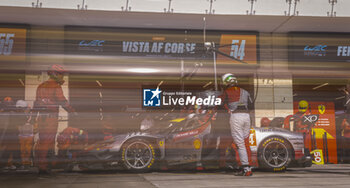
295, 100, 314, 150
140, 115, 155, 131
34, 64, 75, 174
0, 97, 14, 112
340, 82, 350, 114
101, 115, 116, 141
1, 97, 21, 171
340, 118, 350, 163
283, 114, 294, 131
269, 117, 285, 128
57, 126, 88, 169
0, 97, 14, 145
16, 100, 34, 170
213, 93, 232, 169
339, 82, 350, 163
220, 73, 253, 176
57, 127, 88, 152
284, 100, 314, 149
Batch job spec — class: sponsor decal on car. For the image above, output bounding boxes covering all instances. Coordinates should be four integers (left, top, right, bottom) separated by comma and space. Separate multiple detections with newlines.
259, 128, 288, 133
273, 166, 286, 172
174, 130, 199, 140
173, 122, 210, 141
262, 137, 285, 147
249, 129, 257, 147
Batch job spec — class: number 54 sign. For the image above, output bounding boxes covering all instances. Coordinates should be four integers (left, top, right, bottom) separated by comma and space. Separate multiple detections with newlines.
217, 34, 257, 65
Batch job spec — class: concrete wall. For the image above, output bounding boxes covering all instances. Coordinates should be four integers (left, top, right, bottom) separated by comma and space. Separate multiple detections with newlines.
254, 33, 293, 127
22, 26, 295, 128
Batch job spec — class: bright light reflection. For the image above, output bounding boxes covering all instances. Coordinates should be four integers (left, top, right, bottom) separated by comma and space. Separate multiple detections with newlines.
127, 68, 159, 73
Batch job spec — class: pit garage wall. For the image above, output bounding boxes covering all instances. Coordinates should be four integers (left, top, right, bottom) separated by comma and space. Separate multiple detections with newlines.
23, 27, 294, 128
25, 26, 69, 133
254, 33, 293, 127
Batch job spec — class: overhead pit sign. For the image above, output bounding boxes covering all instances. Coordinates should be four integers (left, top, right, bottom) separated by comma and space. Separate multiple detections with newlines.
122, 41, 196, 54
0, 27, 26, 61
65, 27, 259, 64
65, 27, 204, 58
337, 46, 350, 57
217, 34, 258, 65
288, 33, 350, 69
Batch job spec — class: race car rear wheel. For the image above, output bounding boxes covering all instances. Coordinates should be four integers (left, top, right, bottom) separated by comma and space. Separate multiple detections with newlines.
122, 139, 156, 172
258, 137, 292, 172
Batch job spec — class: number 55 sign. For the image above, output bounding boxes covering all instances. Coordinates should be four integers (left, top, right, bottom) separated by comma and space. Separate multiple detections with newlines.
217, 34, 257, 65
0, 27, 26, 60
0, 33, 15, 55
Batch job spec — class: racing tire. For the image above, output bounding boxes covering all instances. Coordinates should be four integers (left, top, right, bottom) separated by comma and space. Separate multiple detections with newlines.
63, 164, 75, 172
258, 137, 292, 172
78, 164, 91, 171
121, 139, 157, 172
224, 146, 239, 170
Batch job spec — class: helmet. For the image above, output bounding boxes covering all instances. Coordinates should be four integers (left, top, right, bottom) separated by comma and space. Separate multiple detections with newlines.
48, 64, 66, 85
48, 64, 66, 76
260, 117, 271, 127
2, 97, 14, 108
3, 96, 12, 102
16, 100, 28, 108
222, 73, 237, 85
298, 100, 309, 113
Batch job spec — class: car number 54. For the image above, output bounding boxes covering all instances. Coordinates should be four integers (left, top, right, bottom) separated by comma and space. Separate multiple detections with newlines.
249, 129, 257, 146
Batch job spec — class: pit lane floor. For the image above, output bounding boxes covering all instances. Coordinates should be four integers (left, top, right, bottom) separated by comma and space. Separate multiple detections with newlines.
0, 164, 349, 188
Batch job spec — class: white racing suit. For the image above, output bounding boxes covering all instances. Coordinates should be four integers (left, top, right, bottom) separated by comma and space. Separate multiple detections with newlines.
230, 113, 250, 166
222, 87, 252, 166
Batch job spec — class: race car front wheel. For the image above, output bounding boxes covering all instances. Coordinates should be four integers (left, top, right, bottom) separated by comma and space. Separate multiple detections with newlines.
258, 137, 292, 172
122, 139, 156, 172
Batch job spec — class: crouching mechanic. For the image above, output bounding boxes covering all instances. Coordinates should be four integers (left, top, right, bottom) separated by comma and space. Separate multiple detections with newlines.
221, 73, 253, 176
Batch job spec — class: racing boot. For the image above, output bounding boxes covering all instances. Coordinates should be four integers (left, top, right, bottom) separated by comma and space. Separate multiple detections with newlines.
242, 166, 253, 176
234, 165, 252, 176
